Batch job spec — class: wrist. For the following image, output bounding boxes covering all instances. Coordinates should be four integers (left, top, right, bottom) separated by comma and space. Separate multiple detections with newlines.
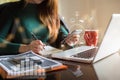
19, 44, 30, 53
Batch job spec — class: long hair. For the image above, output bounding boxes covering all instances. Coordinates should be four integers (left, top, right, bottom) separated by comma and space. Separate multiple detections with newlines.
37, 0, 60, 43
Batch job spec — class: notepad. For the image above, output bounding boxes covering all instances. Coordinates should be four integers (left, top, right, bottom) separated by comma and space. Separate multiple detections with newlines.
0, 51, 64, 76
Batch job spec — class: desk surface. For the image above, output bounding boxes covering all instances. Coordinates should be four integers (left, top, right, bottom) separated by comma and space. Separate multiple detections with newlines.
1, 52, 120, 80
46, 52, 120, 80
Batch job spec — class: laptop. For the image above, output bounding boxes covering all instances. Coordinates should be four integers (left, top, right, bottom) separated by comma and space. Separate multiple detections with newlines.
51, 14, 120, 63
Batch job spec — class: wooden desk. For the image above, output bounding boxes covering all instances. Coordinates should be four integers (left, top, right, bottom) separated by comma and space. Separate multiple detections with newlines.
54, 52, 120, 80
93, 52, 120, 80
1, 52, 120, 80
0, 65, 67, 80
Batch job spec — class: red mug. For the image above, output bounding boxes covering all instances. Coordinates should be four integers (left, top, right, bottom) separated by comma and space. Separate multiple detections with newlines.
84, 30, 98, 46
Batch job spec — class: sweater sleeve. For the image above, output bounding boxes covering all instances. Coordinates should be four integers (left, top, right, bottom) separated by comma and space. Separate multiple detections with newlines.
0, 3, 21, 55
0, 19, 21, 55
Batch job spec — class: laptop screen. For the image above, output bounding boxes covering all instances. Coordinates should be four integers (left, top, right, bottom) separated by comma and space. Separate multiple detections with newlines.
93, 14, 120, 63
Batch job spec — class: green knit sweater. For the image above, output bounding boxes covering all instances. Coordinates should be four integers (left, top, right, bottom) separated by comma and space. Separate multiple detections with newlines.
0, 1, 68, 55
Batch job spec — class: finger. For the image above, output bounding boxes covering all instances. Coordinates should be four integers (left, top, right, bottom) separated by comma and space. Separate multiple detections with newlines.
32, 47, 42, 54
72, 34, 80, 38
36, 40, 45, 45
32, 40, 45, 49
34, 45, 45, 51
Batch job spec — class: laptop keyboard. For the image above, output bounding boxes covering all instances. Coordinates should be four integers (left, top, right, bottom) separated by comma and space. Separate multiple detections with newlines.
71, 48, 97, 58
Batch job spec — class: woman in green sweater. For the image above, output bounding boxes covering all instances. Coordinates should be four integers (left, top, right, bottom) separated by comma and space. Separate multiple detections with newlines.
0, 0, 80, 55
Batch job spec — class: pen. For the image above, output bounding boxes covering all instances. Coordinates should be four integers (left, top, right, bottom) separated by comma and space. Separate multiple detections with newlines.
31, 32, 46, 49
31, 32, 38, 40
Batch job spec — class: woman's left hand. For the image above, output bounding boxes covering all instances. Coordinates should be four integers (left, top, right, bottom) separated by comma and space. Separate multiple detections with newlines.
65, 34, 80, 46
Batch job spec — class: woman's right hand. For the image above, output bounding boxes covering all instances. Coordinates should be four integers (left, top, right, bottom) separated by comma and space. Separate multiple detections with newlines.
28, 40, 45, 54
19, 40, 45, 54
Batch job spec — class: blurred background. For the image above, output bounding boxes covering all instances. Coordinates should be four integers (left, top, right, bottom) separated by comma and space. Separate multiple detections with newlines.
58, 0, 120, 44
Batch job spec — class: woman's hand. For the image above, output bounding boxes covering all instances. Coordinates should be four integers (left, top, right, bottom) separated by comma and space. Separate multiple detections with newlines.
28, 40, 45, 54
19, 40, 45, 54
65, 34, 80, 46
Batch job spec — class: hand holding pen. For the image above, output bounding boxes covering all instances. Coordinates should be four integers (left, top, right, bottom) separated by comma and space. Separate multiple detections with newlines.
29, 32, 45, 54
